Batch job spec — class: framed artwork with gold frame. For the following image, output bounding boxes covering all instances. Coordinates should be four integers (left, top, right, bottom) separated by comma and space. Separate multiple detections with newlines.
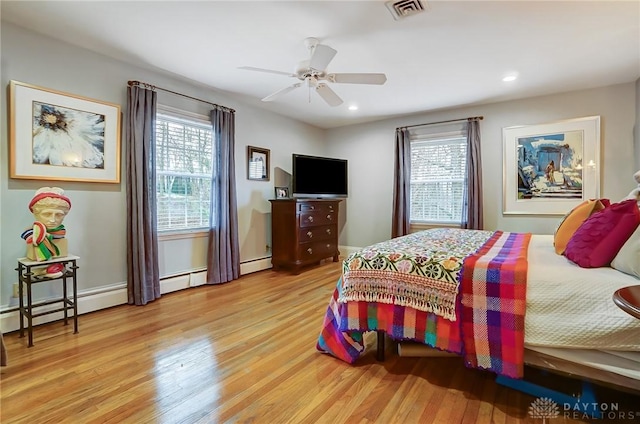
9, 80, 122, 183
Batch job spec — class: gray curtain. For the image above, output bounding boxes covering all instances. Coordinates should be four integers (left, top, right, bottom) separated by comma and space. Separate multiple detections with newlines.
461, 119, 483, 229
392, 128, 411, 238
126, 85, 161, 305
207, 107, 240, 284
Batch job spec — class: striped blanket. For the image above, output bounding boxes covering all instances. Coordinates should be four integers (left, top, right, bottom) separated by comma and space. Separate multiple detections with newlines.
317, 229, 531, 378
459, 231, 531, 378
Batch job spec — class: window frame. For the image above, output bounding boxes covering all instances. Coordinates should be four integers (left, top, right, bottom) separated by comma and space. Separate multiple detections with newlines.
155, 105, 214, 238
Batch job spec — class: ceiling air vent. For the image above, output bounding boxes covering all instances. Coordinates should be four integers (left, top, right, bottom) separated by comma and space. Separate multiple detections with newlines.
385, 0, 427, 20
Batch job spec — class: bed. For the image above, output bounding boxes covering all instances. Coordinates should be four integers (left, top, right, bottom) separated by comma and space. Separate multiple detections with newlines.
316, 227, 640, 392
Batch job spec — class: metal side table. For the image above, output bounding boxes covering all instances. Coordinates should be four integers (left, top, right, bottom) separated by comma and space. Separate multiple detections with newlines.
16, 255, 80, 347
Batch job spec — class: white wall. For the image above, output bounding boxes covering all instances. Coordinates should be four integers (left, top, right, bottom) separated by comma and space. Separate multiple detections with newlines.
326, 83, 637, 248
0, 22, 326, 307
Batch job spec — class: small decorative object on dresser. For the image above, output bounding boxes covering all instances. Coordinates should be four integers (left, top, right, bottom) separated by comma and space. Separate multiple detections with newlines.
275, 186, 289, 199
269, 198, 341, 274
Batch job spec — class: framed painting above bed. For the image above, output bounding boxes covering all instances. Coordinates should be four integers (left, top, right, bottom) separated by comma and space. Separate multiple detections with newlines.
503, 115, 600, 215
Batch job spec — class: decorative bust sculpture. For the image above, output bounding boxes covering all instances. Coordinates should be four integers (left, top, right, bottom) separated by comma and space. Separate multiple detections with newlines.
21, 187, 72, 262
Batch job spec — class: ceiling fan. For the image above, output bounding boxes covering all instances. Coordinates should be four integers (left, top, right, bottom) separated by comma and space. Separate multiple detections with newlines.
239, 37, 387, 107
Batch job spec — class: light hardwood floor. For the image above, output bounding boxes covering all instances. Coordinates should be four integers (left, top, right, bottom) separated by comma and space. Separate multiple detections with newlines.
1, 261, 637, 423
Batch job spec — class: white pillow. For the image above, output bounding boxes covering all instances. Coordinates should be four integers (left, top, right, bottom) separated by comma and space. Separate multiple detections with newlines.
611, 225, 640, 278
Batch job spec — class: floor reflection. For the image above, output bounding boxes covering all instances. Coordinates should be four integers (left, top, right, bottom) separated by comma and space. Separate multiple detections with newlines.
154, 336, 220, 423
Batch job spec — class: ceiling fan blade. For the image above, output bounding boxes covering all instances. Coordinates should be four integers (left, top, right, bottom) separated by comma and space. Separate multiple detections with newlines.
309, 44, 337, 71
316, 83, 343, 107
261, 83, 302, 102
327, 73, 387, 85
239, 66, 295, 77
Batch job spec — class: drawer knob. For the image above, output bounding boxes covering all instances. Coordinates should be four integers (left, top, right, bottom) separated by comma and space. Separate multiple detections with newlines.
307, 216, 314, 223
326, 244, 330, 249
307, 248, 313, 254
326, 229, 331, 235
307, 231, 313, 238
327, 214, 331, 220
310, 205, 315, 210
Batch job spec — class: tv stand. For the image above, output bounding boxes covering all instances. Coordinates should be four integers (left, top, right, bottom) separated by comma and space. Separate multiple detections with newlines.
269, 198, 341, 274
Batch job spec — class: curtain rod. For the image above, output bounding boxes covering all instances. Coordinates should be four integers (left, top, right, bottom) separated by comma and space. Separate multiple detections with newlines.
127, 80, 235, 113
398, 115, 483, 131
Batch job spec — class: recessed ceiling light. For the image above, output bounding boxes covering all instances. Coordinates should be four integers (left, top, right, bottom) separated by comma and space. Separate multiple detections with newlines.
502, 74, 518, 82
348, 105, 358, 111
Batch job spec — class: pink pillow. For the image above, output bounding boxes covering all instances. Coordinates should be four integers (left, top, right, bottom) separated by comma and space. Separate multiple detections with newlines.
565, 199, 640, 268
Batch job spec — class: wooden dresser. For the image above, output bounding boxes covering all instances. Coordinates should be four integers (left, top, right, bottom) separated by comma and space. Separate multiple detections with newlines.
269, 198, 341, 273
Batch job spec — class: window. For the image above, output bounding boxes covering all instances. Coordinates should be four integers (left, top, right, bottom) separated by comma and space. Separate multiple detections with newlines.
155, 107, 213, 232
410, 130, 467, 224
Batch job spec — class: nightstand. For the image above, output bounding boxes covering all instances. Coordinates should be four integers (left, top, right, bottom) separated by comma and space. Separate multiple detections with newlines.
612, 285, 640, 320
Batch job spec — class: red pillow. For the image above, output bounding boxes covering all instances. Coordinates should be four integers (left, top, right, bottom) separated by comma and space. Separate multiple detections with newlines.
565, 199, 640, 268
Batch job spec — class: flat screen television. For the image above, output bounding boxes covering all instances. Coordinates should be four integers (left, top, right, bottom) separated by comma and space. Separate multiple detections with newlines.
292, 154, 348, 198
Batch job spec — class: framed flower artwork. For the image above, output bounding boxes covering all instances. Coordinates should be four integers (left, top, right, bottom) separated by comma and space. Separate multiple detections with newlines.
9, 80, 122, 183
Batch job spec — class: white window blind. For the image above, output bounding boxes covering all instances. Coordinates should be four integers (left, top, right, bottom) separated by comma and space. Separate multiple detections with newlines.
155, 108, 213, 232
410, 130, 467, 224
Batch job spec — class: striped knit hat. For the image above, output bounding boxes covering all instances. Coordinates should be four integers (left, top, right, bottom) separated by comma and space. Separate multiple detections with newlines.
28, 187, 71, 212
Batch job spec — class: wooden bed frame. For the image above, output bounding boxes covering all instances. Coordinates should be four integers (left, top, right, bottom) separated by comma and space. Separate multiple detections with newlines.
375, 331, 640, 394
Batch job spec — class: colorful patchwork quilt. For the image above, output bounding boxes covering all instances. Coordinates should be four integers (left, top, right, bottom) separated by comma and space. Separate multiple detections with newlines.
317, 229, 531, 379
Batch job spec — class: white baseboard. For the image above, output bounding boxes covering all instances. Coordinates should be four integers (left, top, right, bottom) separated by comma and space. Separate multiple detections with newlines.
1, 283, 128, 333
0, 260, 273, 333
161, 274, 191, 293
189, 270, 207, 287
240, 257, 272, 275
339, 245, 362, 259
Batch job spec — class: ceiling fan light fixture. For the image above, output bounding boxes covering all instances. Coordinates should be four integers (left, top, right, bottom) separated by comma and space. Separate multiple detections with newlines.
348, 105, 359, 111
243, 38, 386, 107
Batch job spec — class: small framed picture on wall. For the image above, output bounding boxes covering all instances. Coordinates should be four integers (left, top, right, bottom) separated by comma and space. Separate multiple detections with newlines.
275, 187, 289, 199
247, 146, 270, 181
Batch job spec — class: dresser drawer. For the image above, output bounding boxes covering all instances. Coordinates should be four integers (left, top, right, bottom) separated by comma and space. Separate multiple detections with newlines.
299, 211, 337, 228
298, 202, 337, 213
298, 224, 336, 242
297, 240, 338, 261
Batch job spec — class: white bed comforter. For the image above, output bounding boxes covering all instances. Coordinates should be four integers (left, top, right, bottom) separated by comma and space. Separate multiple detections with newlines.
525, 235, 640, 350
